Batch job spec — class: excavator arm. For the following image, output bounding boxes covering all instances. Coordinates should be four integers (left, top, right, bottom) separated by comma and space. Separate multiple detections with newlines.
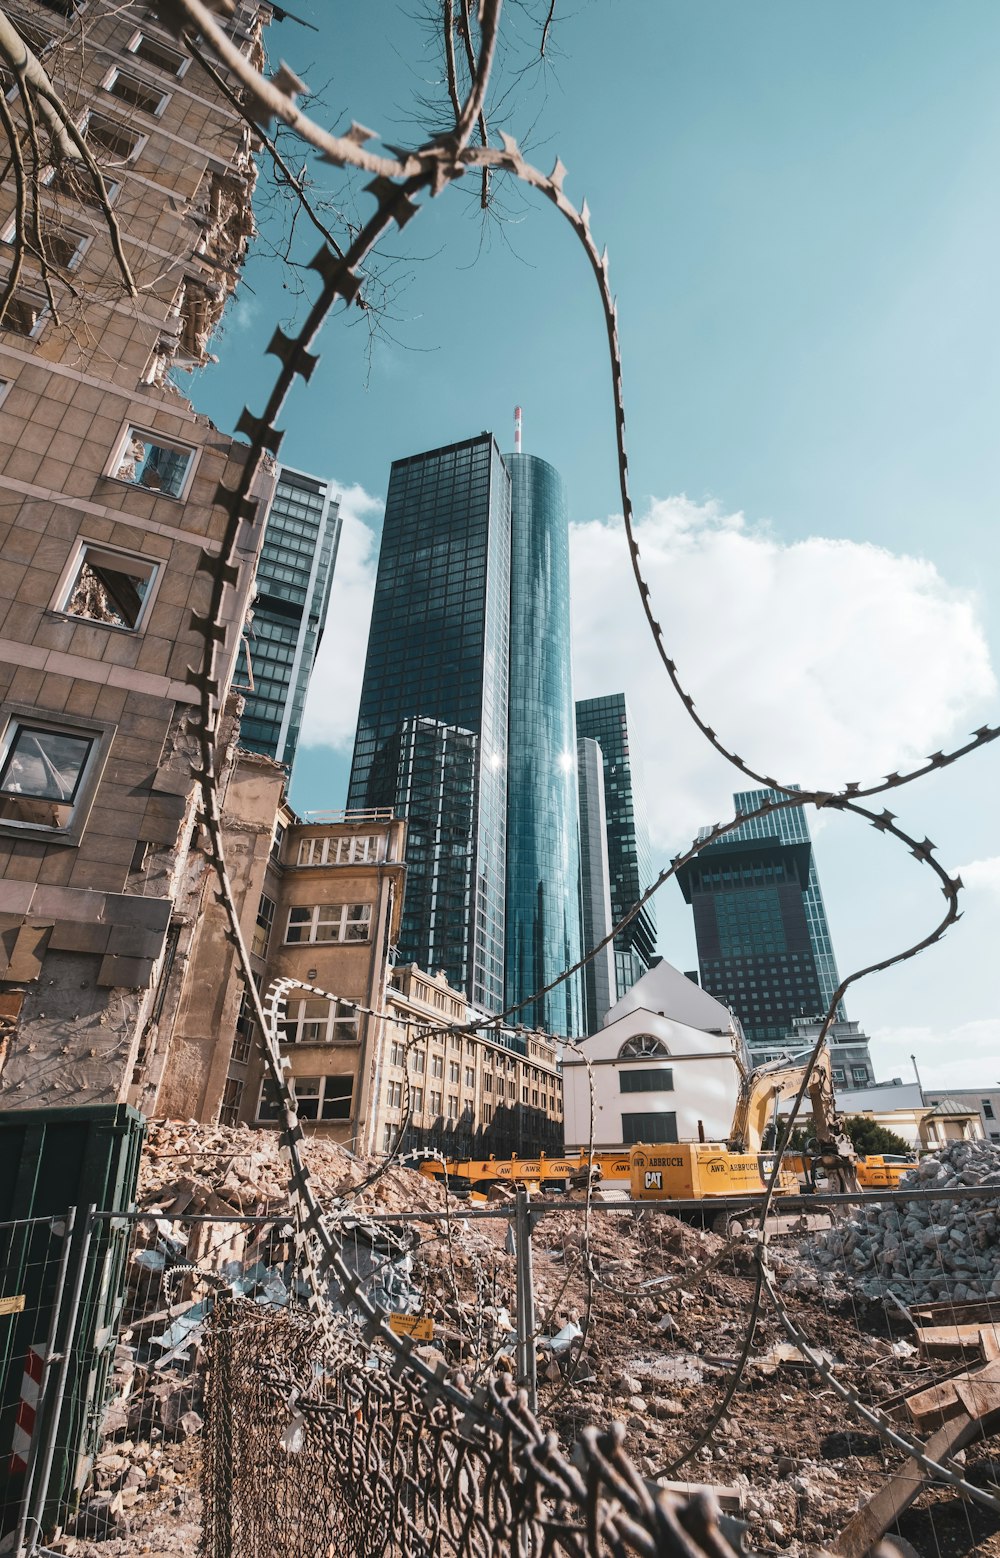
729, 1045, 859, 1193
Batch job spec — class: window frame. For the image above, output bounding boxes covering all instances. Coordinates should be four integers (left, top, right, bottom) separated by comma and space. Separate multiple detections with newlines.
42, 162, 120, 210
619, 1067, 674, 1095
79, 108, 148, 164
279, 996, 359, 1046
100, 64, 170, 117
283, 902, 372, 946
0, 706, 114, 846
125, 28, 191, 79
50, 538, 161, 633
105, 423, 197, 502
1, 214, 91, 272
621, 1110, 678, 1146
257, 1073, 353, 1123
0, 287, 49, 340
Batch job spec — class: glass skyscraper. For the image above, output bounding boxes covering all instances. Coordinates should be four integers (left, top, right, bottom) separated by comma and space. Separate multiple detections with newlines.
576, 734, 618, 1031
347, 434, 511, 1012
575, 693, 657, 1004
239, 465, 341, 772
675, 786, 845, 1049
504, 453, 583, 1036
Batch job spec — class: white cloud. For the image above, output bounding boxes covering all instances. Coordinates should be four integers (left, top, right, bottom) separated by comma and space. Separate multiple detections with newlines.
299, 481, 383, 750
298, 487, 997, 871
870, 1021, 1000, 1093
955, 857, 1000, 897
570, 496, 997, 854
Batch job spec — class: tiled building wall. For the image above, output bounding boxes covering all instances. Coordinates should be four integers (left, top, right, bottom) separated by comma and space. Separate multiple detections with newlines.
0, 1, 273, 1108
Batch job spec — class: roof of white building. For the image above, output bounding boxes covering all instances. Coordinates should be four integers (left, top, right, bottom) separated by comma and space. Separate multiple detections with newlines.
601, 958, 734, 1035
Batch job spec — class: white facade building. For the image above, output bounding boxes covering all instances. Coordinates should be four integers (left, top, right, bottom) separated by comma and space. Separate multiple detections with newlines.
562, 960, 748, 1149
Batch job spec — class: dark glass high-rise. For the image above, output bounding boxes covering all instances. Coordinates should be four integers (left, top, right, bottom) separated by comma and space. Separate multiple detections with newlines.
676, 786, 845, 1050
347, 434, 511, 1012
575, 693, 657, 1004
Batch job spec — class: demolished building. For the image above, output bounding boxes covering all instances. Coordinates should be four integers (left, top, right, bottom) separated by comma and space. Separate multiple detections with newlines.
0, 0, 275, 1109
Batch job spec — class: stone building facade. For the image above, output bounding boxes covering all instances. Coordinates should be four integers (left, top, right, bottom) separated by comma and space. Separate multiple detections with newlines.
380, 963, 564, 1159
0, 1, 273, 1107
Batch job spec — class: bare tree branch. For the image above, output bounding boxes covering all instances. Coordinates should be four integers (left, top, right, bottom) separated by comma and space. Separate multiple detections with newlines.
0, 84, 25, 328
0, 10, 79, 161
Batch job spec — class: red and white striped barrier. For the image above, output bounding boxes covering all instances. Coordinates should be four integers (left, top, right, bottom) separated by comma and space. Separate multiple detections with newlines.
9, 1345, 45, 1476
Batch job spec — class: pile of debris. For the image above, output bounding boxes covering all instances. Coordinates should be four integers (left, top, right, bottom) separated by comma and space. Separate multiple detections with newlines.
137, 1117, 454, 1218
796, 1141, 1000, 1303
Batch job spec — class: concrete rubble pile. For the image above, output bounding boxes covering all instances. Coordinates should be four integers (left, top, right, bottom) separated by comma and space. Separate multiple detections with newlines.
790, 1141, 1000, 1304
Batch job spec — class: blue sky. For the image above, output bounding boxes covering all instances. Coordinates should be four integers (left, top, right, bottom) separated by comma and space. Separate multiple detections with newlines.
190, 1, 999, 1087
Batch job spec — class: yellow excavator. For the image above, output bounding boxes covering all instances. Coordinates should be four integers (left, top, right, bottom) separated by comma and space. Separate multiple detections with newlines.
628, 1046, 859, 1216
416, 1047, 913, 1213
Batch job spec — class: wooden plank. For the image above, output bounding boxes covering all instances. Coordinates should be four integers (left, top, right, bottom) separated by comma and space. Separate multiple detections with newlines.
979, 1328, 1000, 1362
912, 1299, 1000, 1327
916, 1322, 1000, 1356
905, 1359, 1000, 1429
835, 1412, 984, 1557
653, 1479, 744, 1515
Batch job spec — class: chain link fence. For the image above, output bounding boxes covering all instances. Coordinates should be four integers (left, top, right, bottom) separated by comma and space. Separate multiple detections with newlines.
7, 1186, 1000, 1554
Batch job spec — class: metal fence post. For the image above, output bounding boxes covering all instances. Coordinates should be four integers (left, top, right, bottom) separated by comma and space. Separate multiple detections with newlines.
11, 1208, 78, 1558
513, 1188, 537, 1414
23, 1204, 96, 1551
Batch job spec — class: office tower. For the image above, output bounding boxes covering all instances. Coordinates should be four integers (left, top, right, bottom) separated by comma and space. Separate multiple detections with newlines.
0, 0, 271, 1112
347, 434, 511, 1012
576, 736, 618, 1031
504, 450, 583, 1037
239, 465, 341, 771
575, 694, 657, 1002
675, 786, 845, 1050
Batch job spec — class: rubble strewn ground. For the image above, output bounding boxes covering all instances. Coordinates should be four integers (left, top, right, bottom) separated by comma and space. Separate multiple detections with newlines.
48, 1127, 1000, 1556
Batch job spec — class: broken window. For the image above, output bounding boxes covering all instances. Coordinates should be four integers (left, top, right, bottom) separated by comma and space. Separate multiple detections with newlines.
251, 893, 275, 958
109, 427, 194, 499
58, 543, 157, 631
102, 68, 168, 116
296, 834, 380, 866
127, 32, 188, 77
232, 987, 257, 1063
0, 720, 96, 830
218, 1077, 244, 1128
261, 1074, 352, 1122
2, 215, 88, 270
0, 291, 47, 338
82, 111, 145, 163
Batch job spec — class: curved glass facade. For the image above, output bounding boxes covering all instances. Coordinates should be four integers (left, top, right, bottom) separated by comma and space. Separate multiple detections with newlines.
504, 454, 583, 1036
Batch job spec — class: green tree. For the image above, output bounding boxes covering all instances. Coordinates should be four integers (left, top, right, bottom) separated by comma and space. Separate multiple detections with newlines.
842, 1116, 912, 1157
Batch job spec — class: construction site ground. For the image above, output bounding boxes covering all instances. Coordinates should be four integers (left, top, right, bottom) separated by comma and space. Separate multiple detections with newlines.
49, 1124, 1000, 1556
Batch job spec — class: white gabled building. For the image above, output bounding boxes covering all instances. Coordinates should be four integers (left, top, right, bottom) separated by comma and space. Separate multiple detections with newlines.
561, 960, 749, 1150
